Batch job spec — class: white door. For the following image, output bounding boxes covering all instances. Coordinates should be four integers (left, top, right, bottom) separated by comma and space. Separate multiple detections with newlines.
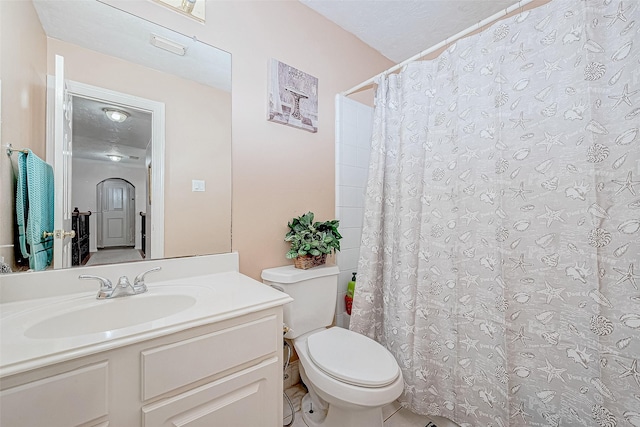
52, 55, 74, 269
97, 179, 135, 248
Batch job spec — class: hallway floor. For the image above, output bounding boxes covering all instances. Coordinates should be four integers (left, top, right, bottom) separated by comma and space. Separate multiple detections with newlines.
85, 248, 143, 266
284, 384, 459, 427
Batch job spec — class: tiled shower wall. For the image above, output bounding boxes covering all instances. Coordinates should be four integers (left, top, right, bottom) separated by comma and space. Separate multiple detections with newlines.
334, 95, 373, 328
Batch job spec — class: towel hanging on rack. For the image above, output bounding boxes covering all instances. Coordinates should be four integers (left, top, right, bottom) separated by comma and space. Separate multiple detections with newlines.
16, 150, 55, 271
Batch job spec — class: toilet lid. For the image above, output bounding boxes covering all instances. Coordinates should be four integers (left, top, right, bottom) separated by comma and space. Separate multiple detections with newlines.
307, 328, 400, 387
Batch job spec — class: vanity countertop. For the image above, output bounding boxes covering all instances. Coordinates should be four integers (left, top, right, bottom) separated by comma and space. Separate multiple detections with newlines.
0, 271, 292, 378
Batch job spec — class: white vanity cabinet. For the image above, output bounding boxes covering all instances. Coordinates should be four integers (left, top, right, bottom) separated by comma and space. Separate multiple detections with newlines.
0, 361, 110, 426
140, 312, 282, 426
0, 307, 284, 427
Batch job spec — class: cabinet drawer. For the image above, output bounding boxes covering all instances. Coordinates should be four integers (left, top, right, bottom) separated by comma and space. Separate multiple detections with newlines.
0, 362, 109, 427
141, 314, 278, 400
142, 357, 279, 427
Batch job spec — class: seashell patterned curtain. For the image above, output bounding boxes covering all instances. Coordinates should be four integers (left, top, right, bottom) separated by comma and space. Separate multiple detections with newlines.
349, 0, 640, 426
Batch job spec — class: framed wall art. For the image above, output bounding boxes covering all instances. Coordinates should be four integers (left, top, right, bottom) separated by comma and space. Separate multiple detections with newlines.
268, 59, 318, 133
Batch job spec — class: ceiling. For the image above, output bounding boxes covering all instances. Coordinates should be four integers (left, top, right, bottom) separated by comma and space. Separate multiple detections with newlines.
300, 0, 516, 63
32, 0, 231, 165
33, 0, 231, 92
34, 0, 519, 164
72, 97, 152, 165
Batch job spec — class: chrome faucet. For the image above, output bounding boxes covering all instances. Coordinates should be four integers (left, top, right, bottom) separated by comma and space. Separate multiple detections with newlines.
133, 267, 161, 294
78, 274, 113, 299
79, 267, 162, 300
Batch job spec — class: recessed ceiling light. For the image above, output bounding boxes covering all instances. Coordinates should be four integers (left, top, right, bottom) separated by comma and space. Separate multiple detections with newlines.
107, 154, 123, 162
103, 108, 130, 123
150, 34, 187, 56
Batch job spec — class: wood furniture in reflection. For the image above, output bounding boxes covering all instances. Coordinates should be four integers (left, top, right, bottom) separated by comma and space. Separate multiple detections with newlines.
140, 212, 146, 257
72, 208, 91, 266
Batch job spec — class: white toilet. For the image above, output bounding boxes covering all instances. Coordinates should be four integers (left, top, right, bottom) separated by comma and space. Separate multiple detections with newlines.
262, 264, 403, 427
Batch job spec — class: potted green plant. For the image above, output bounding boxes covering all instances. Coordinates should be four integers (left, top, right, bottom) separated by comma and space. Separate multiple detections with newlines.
285, 211, 342, 269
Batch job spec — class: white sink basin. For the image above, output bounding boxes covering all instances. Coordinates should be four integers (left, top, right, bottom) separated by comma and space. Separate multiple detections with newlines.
1, 268, 293, 379
25, 294, 197, 339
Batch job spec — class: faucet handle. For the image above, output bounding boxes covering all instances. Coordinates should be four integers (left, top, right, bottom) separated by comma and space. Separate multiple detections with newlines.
133, 266, 161, 293
79, 274, 113, 299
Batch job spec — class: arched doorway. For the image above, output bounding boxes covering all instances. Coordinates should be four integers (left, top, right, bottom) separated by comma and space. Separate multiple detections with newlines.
96, 178, 135, 248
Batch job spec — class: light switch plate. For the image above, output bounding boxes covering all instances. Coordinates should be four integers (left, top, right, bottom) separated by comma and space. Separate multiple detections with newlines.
192, 180, 205, 192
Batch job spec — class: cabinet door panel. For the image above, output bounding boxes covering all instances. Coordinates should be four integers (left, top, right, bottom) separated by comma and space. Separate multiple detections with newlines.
141, 315, 278, 400
0, 362, 109, 427
142, 357, 279, 427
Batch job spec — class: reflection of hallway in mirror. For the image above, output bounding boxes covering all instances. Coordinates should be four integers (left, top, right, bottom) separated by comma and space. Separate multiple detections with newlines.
70, 91, 155, 261
85, 248, 143, 267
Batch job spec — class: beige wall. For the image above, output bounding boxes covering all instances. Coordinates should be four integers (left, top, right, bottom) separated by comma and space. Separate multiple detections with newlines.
46, 38, 232, 258
0, 0, 559, 279
224, 2, 392, 280
2, 0, 392, 278
222, 2, 391, 280
102, 0, 393, 280
0, 0, 47, 268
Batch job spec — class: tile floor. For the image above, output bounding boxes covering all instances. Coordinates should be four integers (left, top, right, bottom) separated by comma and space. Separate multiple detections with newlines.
283, 384, 459, 427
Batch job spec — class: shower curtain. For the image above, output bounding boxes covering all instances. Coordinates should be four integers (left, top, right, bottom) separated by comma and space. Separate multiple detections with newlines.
350, 1, 640, 426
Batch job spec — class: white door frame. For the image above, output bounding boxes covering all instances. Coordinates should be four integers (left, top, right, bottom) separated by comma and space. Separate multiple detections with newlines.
51, 55, 74, 269
47, 79, 165, 259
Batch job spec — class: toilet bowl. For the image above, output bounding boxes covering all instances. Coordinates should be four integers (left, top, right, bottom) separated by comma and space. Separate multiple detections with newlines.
295, 328, 404, 427
262, 265, 403, 427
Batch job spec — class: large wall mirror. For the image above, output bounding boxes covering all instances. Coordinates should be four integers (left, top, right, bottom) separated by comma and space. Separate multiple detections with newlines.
1, 0, 231, 274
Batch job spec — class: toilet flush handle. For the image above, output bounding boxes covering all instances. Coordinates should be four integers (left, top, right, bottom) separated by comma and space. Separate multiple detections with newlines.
269, 283, 286, 293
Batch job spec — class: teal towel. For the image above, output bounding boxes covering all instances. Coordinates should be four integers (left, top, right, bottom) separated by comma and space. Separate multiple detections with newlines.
16, 150, 54, 271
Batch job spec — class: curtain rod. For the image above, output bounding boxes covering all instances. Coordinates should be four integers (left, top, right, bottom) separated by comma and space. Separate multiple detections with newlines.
343, 0, 533, 96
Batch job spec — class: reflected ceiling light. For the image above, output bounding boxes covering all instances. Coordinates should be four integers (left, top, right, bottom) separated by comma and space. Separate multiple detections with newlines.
150, 34, 187, 56
107, 154, 123, 162
103, 108, 130, 123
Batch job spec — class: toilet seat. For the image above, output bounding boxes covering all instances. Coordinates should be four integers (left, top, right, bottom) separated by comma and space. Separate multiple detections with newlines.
294, 329, 404, 409
307, 327, 400, 387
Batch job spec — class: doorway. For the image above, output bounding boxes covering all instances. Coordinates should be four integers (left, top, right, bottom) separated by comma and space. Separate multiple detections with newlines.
97, 178, 135, 248
46, 76, 165, 265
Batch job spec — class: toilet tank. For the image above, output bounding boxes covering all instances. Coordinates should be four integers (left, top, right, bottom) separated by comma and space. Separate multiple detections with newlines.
262, 264, 339, 339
